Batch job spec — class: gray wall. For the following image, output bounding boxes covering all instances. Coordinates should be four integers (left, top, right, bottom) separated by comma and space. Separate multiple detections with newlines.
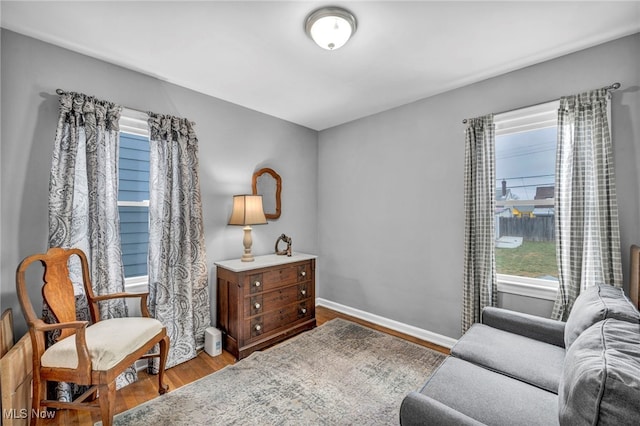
1, 29, 318, 336
318, 33, 640, 339
3, 29, 639, 343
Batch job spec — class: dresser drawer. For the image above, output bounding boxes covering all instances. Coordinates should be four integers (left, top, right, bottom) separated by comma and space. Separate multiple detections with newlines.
245, 282, 310, 317
246, 263, 310, 293
246, 299, 312, 341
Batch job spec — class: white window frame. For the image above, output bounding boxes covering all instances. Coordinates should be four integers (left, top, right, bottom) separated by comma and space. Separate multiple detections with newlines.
495, 100, 559, 300
118, 108, 150, 290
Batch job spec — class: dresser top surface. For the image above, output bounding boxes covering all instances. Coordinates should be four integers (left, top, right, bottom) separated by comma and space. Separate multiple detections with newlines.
214, 252, 316, 272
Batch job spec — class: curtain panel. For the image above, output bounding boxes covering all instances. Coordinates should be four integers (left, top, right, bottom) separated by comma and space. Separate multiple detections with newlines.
552, 88, 623, 320
147, 113, 210, 371
48, 92, 134, 399
462, 115, 497, 333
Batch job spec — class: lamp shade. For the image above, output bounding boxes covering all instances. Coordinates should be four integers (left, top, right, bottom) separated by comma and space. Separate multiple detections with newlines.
305, 7, 357, 50
228, 195, 268, 226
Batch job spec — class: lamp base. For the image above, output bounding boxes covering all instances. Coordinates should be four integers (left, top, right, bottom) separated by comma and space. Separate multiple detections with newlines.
241, 226, 255, 262
241, 253, 255, 262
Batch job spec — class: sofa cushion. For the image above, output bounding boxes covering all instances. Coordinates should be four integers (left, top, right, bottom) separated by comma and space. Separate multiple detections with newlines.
559, 319, 640, 425
451, 323, 565, 393
416, 357, 559, 426
564, 284, 640, 348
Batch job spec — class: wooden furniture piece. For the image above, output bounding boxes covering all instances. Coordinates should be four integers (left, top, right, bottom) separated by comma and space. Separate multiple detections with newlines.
15, 247, 169, 426
216, 253, 316, 359
1, 308, 34, 426
1, 308, 14, 357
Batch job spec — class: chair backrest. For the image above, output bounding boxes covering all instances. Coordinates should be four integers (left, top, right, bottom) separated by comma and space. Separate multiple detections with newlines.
16, 247, 97, 341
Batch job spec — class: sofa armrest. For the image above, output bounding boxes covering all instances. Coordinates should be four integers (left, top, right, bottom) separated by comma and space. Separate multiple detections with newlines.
481, 307, 565, 348
400, 391, 485, 426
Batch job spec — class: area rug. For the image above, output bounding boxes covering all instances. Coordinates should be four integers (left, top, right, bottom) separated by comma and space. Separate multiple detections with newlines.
109, 318, 446, 425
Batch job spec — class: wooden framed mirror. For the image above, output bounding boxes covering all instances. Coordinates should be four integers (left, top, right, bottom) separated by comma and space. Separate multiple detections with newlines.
252, 168, 281, 220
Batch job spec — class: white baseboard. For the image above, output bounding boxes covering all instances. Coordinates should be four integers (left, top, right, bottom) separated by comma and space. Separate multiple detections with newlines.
316, 298, 457, 349
134, 344, 205, 372
134, 359, 147, 371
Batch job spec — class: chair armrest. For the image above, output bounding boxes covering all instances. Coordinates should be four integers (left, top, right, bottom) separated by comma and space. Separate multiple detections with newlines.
32, 319, 92, 377
33, 319, 89, 333
91, 292, 151, 317
400, 392, 485, 426
481, 307, 565, 348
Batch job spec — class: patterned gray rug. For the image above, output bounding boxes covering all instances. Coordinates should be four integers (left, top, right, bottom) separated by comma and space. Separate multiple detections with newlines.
109, 318, 446, 425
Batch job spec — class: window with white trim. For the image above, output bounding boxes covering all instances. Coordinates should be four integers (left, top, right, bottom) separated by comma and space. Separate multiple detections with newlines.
118, 109, 150, 281
494, 101, 559, 297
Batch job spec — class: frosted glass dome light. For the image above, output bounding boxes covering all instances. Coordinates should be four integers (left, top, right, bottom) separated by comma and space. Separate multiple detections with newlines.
305, 7, 357, 50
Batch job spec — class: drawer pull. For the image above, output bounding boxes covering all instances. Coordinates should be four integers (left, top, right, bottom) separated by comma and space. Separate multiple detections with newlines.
300, 308, 307, 314
254, 302, 261, 309
255, 324, 262, 331
300, 271, 307, 277
300, 289, 306, 296
254, 281, 261, 287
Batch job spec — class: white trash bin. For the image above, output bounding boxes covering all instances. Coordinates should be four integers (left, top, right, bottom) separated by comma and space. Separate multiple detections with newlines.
204, 327, 222, 357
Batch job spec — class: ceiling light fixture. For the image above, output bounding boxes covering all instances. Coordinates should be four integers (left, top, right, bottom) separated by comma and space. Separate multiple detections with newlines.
305, 7, 357, 50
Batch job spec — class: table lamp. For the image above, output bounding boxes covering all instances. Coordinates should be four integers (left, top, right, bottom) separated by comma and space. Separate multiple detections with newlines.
228, 194, 267, 262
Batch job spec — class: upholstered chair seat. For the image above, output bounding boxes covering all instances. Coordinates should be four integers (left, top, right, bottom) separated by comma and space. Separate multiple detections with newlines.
41, 317, 164, 371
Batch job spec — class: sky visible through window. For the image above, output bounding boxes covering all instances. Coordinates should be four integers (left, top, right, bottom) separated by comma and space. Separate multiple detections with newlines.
495, 126, 556, 200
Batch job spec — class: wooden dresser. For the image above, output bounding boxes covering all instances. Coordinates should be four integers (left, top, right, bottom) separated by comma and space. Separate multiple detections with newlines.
215, 253, 316, 359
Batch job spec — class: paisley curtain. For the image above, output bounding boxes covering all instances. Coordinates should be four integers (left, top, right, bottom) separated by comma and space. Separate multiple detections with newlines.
552, 88, 623, 320
48, 91, 135, 400
147, 113, 210, 370
462, 114, 497, 333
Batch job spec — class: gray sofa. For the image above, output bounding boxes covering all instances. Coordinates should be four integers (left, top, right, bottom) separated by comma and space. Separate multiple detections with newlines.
400, 284, 640, 425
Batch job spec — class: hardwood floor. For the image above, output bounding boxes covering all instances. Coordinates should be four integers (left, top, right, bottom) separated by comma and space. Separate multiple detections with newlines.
40, 306, 449, 425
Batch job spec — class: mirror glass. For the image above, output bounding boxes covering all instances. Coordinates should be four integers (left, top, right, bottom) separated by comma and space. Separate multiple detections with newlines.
257, 174, 276, 213
252, 168, 281, 219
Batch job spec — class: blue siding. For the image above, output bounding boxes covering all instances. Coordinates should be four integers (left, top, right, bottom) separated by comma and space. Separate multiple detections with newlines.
119, 133, 150, 277
119, 133, 150, 202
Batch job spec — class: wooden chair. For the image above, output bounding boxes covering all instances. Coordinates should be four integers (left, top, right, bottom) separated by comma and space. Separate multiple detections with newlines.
16, 247, 169, 426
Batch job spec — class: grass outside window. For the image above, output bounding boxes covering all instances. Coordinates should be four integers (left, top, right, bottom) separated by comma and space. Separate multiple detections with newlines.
496, 240, 558, 279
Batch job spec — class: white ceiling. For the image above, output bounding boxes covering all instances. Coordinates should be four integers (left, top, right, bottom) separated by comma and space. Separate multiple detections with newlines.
2, 1, 639, 130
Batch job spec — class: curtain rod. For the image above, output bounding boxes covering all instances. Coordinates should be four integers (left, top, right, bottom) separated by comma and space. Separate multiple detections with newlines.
55, 88, 196, 126
461, 82, 621, 124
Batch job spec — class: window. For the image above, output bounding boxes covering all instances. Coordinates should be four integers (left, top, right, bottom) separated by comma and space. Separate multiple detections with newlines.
118, 109, 150, 280
494, 101, 559, 298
